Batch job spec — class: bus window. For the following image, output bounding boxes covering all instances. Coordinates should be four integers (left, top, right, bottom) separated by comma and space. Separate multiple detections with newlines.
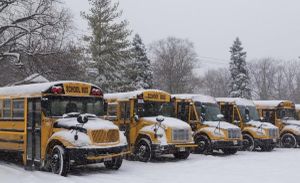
12, 99, 24, 120
120, 102, 130, 120
3, 99, 11, 119
0, 100, 2, 118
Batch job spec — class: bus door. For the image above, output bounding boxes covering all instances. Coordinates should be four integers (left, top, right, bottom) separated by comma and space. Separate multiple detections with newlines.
26, 98, 41, 169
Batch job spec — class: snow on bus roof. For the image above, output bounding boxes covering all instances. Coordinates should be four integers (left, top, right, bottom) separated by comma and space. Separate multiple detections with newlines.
172, 94, 216, 104
253, 100, 293, 108
104, 89, 169, 100
216, 97, 255, 106
0, 81, 99, 97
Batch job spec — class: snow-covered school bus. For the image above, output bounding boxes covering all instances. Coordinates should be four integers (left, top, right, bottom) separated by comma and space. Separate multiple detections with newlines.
172, 94, 242, 155
254, 100, 300, 148
0, 81, 128, 176
104, 90, 196, 162
216, 98, 279, 151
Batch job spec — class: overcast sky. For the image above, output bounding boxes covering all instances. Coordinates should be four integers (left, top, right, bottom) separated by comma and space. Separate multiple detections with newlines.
64, 0, 300, 70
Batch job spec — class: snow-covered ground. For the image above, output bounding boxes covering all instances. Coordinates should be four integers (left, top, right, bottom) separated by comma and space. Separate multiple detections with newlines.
1, 149, 300, 183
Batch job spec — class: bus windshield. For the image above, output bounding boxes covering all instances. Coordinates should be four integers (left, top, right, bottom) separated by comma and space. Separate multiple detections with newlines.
195, 102, 221, 122
43, 96, 104, 117
238, 105, 260, 122
277, 108, 297, 120
136, 102, 174, 117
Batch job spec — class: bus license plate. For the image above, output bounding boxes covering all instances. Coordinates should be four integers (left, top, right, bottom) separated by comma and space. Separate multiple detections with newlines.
233, 140, 238, 145
179, 147, 185, 152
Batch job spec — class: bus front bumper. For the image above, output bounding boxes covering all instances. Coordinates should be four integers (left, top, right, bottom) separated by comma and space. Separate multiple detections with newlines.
211, 140, 243, 149
254, 138, 278, 147
67, 145, 129, 164
151, 143, 197, 156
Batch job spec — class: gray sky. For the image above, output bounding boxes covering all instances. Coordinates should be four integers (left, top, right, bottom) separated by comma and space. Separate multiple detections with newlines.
64, 0, 300, 71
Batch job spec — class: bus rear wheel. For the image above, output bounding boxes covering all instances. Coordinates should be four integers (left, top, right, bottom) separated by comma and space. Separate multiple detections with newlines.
242, 134, 255, 151
134, 138, 152, 162
173, 150, 190, 159
281, 133, 297, 148
50, 145, 69, 176
104, 157, 123, 170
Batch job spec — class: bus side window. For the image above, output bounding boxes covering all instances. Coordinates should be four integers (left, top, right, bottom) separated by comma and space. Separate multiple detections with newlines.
263, 110, 275, 124
3, 99, 11, 119
221, 104, 233, 123
120, 102, 130, 120
0, 100, 2, 118
107, 103, 118, 121
12, 99, 24, 120
233, 107, 240, 124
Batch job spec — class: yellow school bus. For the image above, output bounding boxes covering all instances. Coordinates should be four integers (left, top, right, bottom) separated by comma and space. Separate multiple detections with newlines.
172, 94, 242, 155
104, 90, 196, 162
0, 81, 128, 176
216, 98, 279, 151
254, 100, 300, 148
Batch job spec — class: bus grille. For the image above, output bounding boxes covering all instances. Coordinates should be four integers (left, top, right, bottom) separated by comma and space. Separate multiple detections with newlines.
228, 128, 241, 139
269, 128, 278, 138
172, 129, 190, 142
91, 129, 119, 143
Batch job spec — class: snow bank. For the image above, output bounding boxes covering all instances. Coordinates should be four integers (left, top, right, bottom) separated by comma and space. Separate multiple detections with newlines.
172, 94, 216, 104
216, 97, 255, 106
0, 81, 100, 97
104, 89, 169, 100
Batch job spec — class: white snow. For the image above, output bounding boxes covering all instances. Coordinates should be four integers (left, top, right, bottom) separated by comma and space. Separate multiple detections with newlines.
142, 116, 191, 129
1, 149, 300, 183
0, 81, 100, 97
56, 117, 119, 130
253, 100, 292, 108
216, 97, 255, 106
203, 121, 240, 129
104, 89, 169, 100
172, 94, 216, 104
295, 104, 300, 110
247, 120, 278, 129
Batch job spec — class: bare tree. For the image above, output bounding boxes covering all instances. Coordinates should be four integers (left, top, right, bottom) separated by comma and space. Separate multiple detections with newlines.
150, 37, 198, 93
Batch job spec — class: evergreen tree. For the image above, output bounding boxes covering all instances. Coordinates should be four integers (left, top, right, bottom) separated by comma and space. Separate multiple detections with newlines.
82, 0, 131, 92
127, 34, 153, 90
229, 37, 251, 99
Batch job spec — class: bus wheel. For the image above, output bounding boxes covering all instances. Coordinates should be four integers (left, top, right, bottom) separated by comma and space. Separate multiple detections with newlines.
50, 145, 69, 176
194, 135, 212, 154
222, 148, 238, 155
242, 134, 255, 151
104, 157, 123, 170
135, 138, 152, 162
173, 150, 190, 159
281, 133, 297, 148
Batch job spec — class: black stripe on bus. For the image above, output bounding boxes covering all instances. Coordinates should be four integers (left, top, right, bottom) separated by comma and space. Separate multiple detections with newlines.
0, 139, 24, 144
0, 129, 24, 132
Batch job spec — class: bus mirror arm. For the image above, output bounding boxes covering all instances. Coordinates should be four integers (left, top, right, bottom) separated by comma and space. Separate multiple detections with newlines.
134, 114, 139, 122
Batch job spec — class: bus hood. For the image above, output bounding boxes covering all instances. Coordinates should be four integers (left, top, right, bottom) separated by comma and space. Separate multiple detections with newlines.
283, 120, 300, 126
247, 120, 277, 129
203, 121, 240, 130
142, 116, 191, 129
55, 117, 119, 131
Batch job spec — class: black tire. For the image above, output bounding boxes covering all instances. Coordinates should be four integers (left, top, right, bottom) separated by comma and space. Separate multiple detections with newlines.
194, 135, 212, 154
50, 145, 69, 176
134, 138, 152, 162
281, 133, 297, 148
104, 157, 123, 170
173, 150, 190, 160
222, 148, 238, 155
242, 134, 255, 151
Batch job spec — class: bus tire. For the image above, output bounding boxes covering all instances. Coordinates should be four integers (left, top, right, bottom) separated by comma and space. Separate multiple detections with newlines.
104, 157, 123, 170
173, 150, 190, 159
242, 133, 255, 151
222, 148, 238, 155
50, 145, 70, 176
281, 133, 297, 148
134, 138, 152, 162
194, 134, 212, 155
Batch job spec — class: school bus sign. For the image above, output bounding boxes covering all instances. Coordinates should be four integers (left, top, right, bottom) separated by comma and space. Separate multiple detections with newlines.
63, 83, 91, 96
143, 90, 170, 102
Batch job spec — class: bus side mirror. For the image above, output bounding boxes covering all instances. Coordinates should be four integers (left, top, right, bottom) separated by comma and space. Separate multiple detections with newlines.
77, 115, 88, 124
134, 114, 139, 122
156, 115, 165, 124
217, 114, 224, 120
260, 117, 264, 121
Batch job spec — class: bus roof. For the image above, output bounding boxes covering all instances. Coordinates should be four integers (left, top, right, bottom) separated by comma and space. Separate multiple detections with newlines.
0, 81, 99, 97
253, 100, 293, 109
104, 89, 170, 100
172, 94, 217, 104
216, 97, 255, 106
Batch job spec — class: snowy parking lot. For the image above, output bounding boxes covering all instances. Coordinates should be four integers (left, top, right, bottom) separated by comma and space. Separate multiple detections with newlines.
1, 149, 300, 183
